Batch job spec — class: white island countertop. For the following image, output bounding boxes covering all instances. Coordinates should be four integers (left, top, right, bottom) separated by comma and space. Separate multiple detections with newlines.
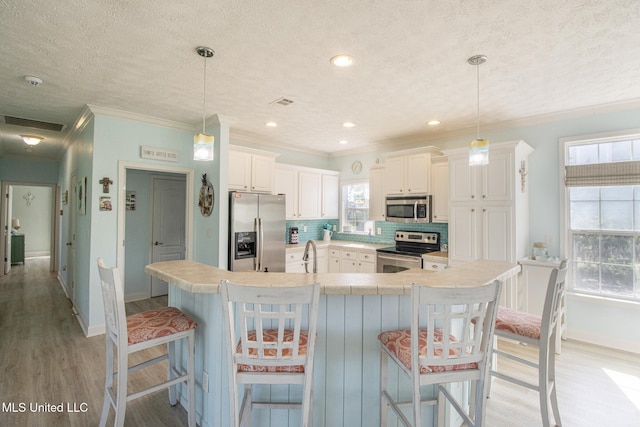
145, 259, 518, 295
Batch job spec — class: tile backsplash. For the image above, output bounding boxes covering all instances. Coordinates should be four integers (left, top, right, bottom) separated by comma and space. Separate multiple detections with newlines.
286, 219, 448, 248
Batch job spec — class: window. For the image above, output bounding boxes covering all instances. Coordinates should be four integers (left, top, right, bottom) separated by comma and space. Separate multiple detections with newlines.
340, 181, 372, 233
565, 134, 640, 301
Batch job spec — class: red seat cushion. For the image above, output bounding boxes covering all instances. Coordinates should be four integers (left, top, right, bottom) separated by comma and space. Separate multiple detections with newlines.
378, 329, 478, 374
236, 329, 309, 373
495, 306, 542, 340
127, 306, 197, 345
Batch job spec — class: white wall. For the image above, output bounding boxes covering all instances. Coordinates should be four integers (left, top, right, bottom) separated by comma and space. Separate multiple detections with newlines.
10, 185, 52, 256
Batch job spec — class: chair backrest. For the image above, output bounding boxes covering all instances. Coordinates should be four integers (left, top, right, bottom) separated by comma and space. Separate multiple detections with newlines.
220, 281, 321, 370
411, 281, 502, 372
97, 258, 128, 347
541, 259, 569, 339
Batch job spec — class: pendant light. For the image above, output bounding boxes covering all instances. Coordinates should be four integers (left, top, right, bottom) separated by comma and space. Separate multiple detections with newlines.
194, 46, 215, 161
468, 54, 488, 166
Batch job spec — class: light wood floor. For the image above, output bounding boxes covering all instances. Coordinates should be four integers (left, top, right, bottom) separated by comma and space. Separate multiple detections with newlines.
1, 257, 639, 426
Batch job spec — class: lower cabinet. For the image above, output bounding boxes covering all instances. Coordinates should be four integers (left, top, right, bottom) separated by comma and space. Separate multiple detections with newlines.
285, 247, 328, 273
328, 247, 376, 273
288, 244, 377, 273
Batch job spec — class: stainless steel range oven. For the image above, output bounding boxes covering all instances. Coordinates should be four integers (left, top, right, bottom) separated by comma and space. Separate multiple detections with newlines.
376, 231, 440, 273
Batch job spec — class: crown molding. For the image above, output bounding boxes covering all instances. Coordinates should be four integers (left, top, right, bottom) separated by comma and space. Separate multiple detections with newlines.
86, 104, 195, 131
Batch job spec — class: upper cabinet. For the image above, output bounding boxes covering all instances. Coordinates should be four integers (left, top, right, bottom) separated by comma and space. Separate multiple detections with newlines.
431, 156, 449, 222
369, 165, 385, 221
321, 173, 340, 218
228, 146, 278, 193
385, 147, 442, 195
274, 164, 340, 220
449, 148, 512, 203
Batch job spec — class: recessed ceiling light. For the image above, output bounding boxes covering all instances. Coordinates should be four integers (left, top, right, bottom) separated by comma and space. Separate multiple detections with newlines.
265, 122, 278, 127
342, 122, 356, 128
331, 54, 354, 67
338, 140, 349, 145
427, 120, 441, 126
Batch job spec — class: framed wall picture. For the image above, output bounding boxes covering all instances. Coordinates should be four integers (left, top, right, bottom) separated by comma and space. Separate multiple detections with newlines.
77, 177, 86, 215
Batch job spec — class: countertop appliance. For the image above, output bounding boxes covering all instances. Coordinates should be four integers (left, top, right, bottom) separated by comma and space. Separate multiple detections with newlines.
229, 192, 286, 272
385, 194, 432, 223
376, 230, 440, 273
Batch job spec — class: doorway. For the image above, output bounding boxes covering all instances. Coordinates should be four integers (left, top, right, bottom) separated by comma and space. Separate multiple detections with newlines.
118, 162, 194, 302
1, 182, 58, 275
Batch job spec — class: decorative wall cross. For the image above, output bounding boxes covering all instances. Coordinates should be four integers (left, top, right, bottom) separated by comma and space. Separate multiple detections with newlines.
23, 192, 36, 206
519, 160, 527, 193
99, 177, 113, 193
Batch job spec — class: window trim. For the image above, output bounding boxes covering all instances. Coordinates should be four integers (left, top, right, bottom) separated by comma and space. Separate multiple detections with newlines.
560, 128, 640, 301
339, 178, 371, 235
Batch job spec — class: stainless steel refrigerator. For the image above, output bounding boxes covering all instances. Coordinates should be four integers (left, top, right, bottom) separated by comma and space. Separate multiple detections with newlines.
228, 191, 286, 272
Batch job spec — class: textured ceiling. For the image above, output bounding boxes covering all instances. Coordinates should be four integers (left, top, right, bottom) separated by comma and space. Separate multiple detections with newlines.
1, 0, 640, 160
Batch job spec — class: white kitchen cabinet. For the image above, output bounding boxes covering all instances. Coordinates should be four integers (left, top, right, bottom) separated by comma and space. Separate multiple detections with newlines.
431, 156, 449, 222
228, 147, 277, 193
285, 246, 328, 272
274, 164, 340, 220
328, 255, 340, 273
328, 246, 377, 273
449, 205, 512, 263
446, 141, 533, 308
384, 147, 441, 195
368, 165, 385, 220
449, 148, 512, 203
274, 166, 298, 219
339, 249, 358, 273
321, 173, 340, 219
298, 171, 322, 219
357, 250, 376, 273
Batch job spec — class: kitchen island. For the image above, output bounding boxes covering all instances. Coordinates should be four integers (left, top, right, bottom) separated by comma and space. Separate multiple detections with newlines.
145, 260, 519, 427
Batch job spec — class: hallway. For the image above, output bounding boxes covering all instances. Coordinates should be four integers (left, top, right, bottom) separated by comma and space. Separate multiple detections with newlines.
0, 257, 188, 426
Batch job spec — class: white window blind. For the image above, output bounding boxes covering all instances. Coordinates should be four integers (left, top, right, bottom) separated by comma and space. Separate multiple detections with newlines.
565, 160, 640, 187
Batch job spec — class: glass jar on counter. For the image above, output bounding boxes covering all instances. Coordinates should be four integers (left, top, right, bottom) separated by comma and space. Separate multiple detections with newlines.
532, 242, 548, 260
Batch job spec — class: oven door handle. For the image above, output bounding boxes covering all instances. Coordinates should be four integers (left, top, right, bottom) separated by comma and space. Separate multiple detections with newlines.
377, 252, 420, 263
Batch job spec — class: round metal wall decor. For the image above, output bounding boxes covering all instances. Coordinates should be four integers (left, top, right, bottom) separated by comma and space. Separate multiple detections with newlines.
198, 174, 214, 216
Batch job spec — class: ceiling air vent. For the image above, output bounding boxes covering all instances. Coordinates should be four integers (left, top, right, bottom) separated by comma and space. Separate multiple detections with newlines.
3, 115, 66, 132
269, 97, 294, 106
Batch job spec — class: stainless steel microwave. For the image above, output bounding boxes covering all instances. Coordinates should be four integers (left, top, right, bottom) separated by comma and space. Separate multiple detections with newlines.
385, 194, 432, 223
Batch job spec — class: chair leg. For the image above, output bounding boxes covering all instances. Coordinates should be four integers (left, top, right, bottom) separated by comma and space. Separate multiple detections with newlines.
168, 340, 178, 406
538, 346, 552, 427
301, 371, 314, 427
114, 347, 129, 427
548, 336, 561, 427
99, 338, 114, 427
380, 350, 389, 426
187, 332, 196, 427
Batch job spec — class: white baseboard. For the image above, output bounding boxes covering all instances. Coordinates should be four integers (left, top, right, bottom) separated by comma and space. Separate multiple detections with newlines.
567, 329, 640, 355
26, 251, 50, 257
125, 292, 149, 303
57, 273, 70, 298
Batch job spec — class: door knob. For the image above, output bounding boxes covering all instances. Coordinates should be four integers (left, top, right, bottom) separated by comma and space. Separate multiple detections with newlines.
154, 241, 164, 246
66, 242, 72, 246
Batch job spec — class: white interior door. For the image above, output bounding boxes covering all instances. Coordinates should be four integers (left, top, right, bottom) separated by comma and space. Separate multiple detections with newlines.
150, 176, 186, 297
2, 184, 13, 274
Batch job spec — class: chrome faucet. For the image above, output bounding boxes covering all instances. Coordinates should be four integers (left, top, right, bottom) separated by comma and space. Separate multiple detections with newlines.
302, 239, 317, 273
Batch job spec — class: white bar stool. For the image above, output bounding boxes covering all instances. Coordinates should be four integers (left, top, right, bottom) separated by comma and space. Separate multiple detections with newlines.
489, 259, 568, 427
220, 280, 320, 427
97, 258, 197, 427
378, 281, 502, 427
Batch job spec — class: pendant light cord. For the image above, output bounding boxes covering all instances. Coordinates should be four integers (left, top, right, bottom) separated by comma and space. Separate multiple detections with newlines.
202, 56, 207, 134
476, 62, 480, 140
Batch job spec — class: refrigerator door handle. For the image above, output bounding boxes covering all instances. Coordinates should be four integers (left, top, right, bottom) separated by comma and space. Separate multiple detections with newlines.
256, 217, 264, 272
